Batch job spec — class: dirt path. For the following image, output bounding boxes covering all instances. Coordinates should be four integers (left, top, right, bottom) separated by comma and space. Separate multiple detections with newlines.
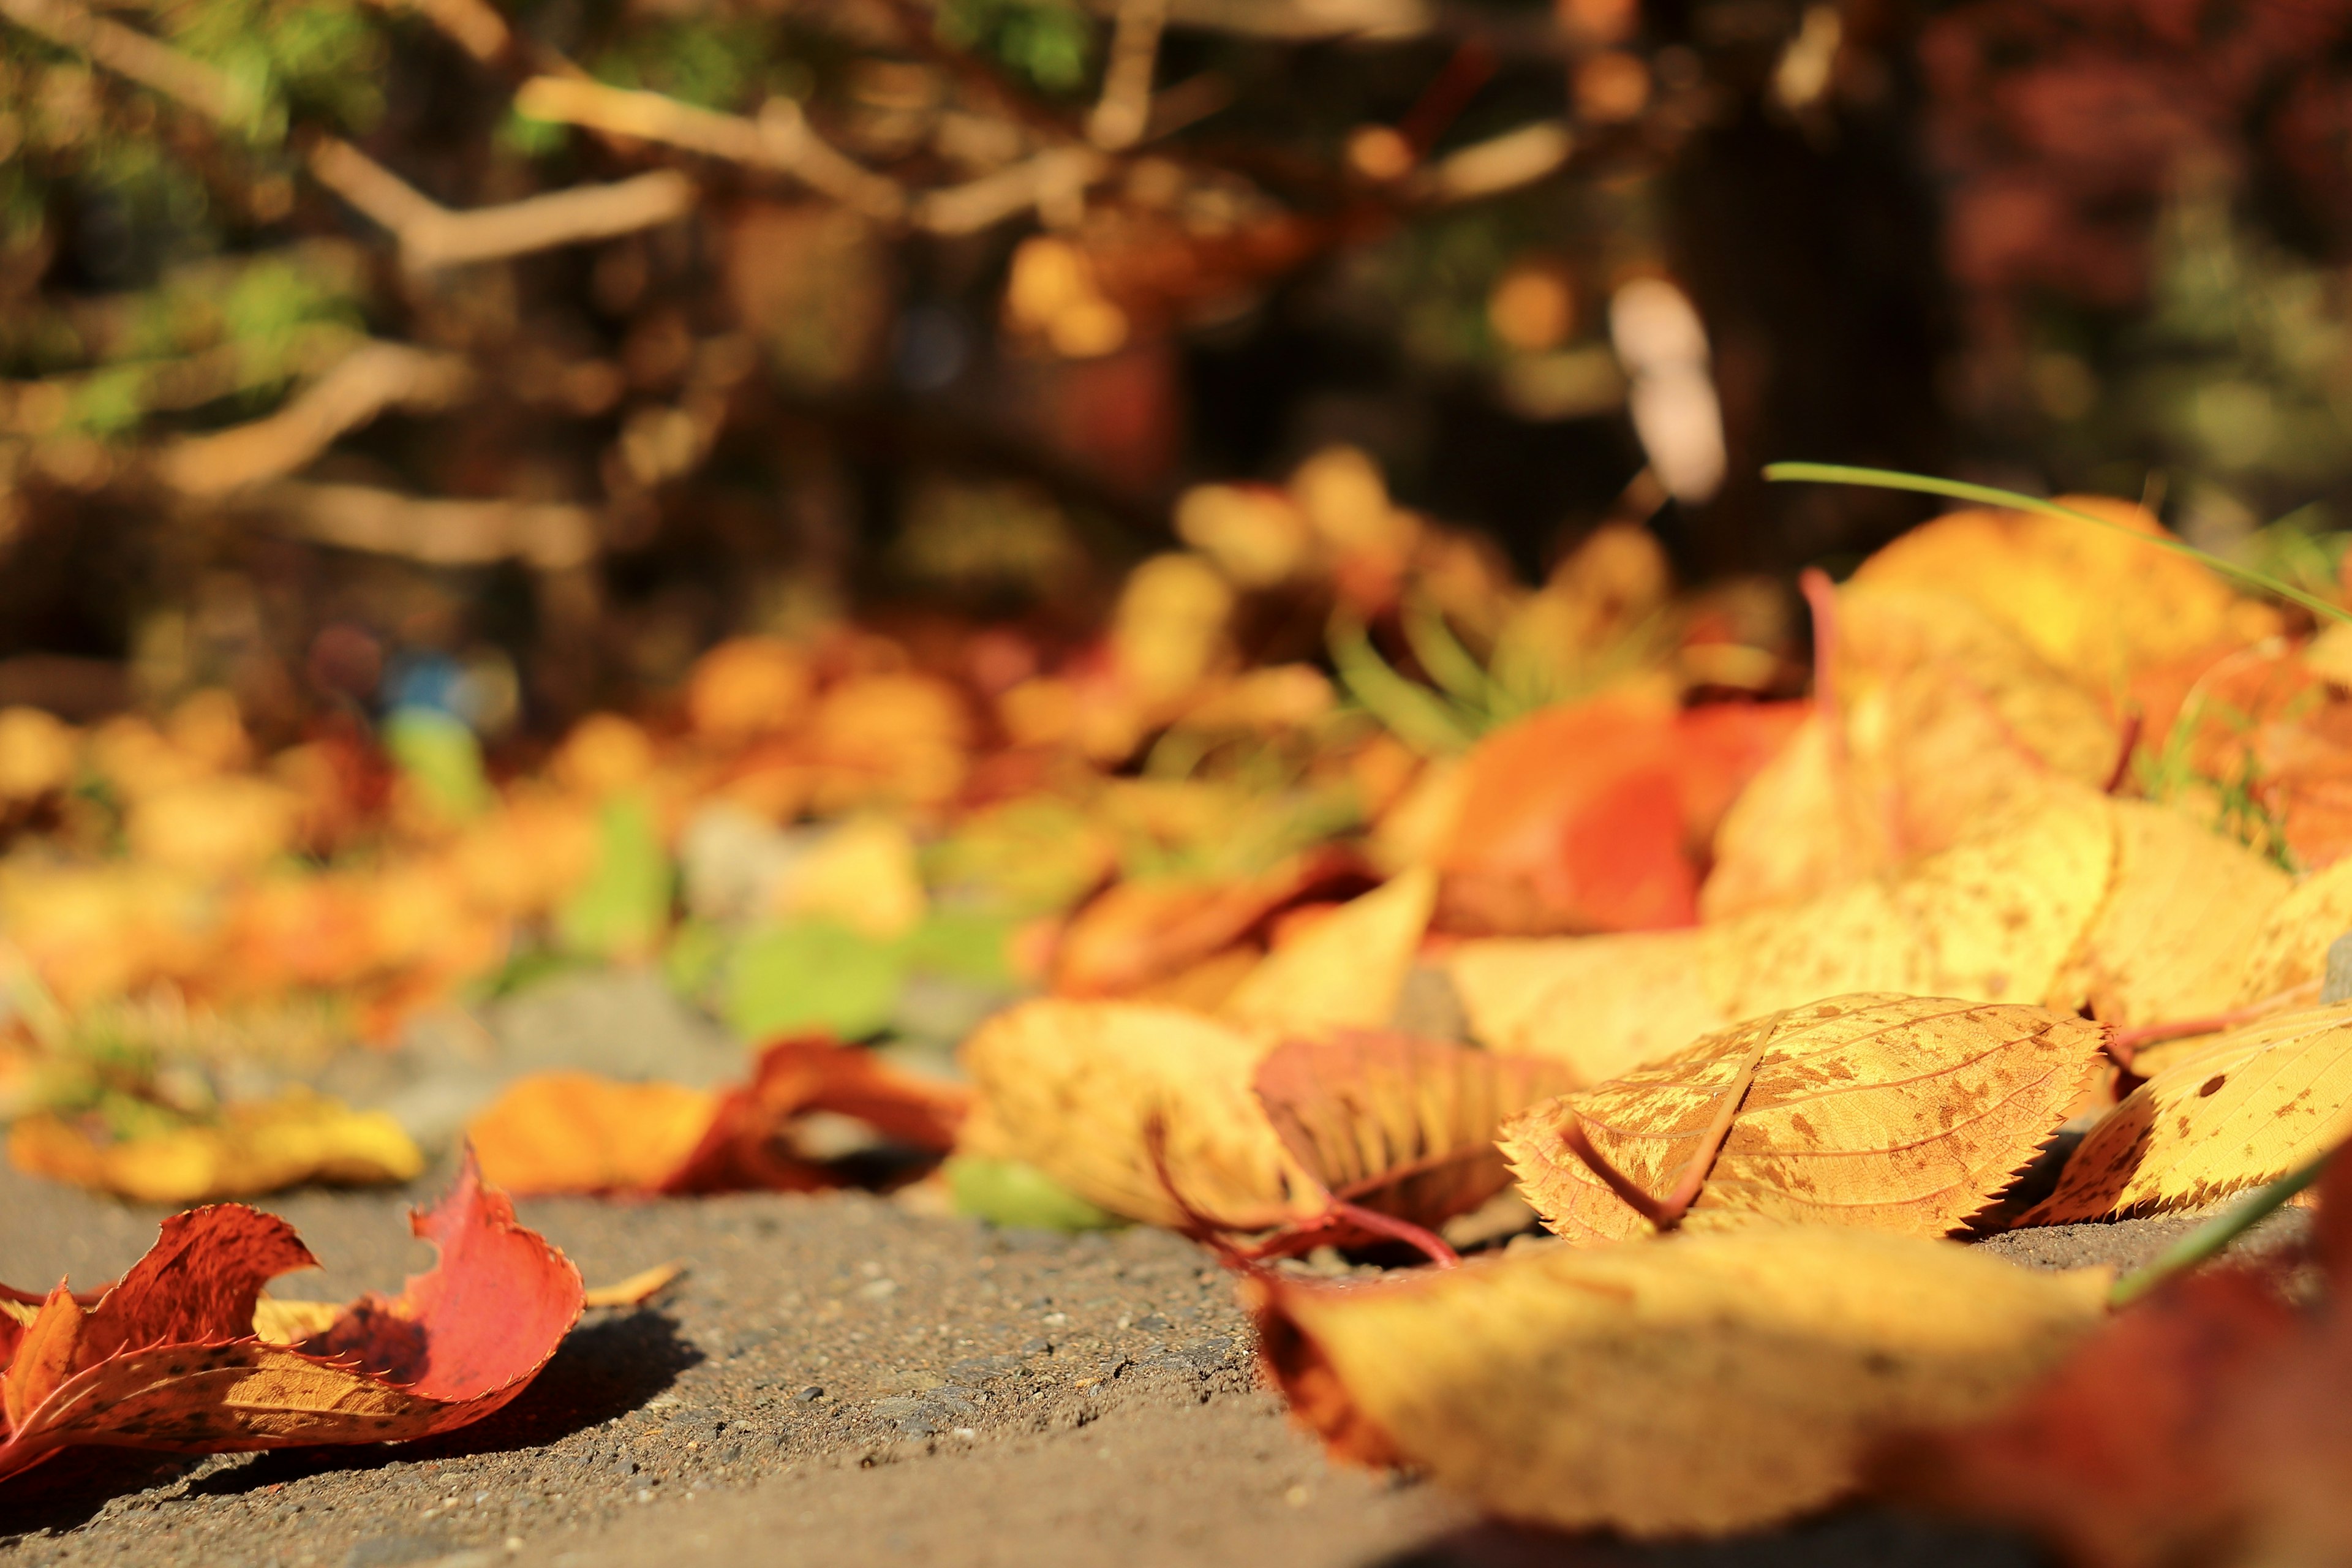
0, 1159, 2298, 1568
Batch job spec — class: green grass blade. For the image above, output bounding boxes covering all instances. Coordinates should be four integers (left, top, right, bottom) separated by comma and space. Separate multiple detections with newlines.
1401, 594, 1497, 715
1329, 612, 1479, 756
2105, 1149, 2332, 1310
1762, 461, 2352, 627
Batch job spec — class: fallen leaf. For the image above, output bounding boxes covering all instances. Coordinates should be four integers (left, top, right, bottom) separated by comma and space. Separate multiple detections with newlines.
255, 1261, 683, 1340
1255, 1225, 2109, 1536
2024, 1005, 2352, 1223
1254, 1031, 1574, 1231
0, 1152, 581, 1483
1223, 867, 1436, 1031
469, 1074, 720, 1196
957, 999, 1308, 1230
1052, 847, 1362, 997
469, 1038, 967, 1197
1502, 994, 2108, 1243
944, 1154, 1126, 1232
2048, 799, 2289, 1025
9, 1090, 424, 1204
1850, 494, 2269, 694
2230, 853, 2352, 1005
1442, 929, 1723, 1085
581, 1262, 685, 1308
1876, 1146, 2352, 1568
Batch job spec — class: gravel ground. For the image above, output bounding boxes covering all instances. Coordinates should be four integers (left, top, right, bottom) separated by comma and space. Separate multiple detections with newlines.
0, 1155, 2307, 1568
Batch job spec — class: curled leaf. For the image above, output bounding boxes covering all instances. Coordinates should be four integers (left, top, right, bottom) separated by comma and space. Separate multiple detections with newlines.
1253, 1031, 1575, 1231
2026, 1005, 2352, 1224
1255, 1226, 2109, 1537
1223, 867, 1436, 1032
0, 1152, 582, 1483
1501, 995, 2109, 1243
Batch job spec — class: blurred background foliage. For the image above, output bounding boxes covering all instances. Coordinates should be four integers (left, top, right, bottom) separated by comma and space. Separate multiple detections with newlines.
1, 0, 2350, 742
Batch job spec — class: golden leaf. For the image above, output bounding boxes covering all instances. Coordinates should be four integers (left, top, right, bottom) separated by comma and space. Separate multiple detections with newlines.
2048, 799, 2288, 1025
1850, 496, 2268, 693
1444, 929, 1721, 1086
1253, 1032, 1575, 1226
1501, 994, 2108, 1243
2230, 854, 2352, 1006
1255, 1226, 2109, 1537
467, 1074, 718, 1196
956, 999, 1308, 1230
1223, 867, 1435, 1031
9, 1091, 424, 1205
2024, 1004, 2352, 1223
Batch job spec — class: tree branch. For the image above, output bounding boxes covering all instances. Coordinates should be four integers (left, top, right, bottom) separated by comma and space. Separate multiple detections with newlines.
153, 341, 473, 496
0, 0, 240, 121
1089, 0, 1170, 150
230, 480, 600, 572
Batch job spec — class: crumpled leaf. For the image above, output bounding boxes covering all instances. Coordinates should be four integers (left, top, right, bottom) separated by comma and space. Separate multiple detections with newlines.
1501, 994, 2108, 1243
1254, 1225, 2109, 1537
958, 999, 1308, 1231
1876, 1147, 2352, 1568
1223, 866, 1435, 1031
1254, 1031, 1574, 1228
0, 1152, 581, 1483
468, 1038, 967, 1197
2024, 1005, 2352, 1224
9, 1089, 424, 1204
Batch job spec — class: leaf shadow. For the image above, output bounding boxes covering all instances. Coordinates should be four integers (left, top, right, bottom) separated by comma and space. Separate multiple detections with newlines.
0, 1309, 703, 1535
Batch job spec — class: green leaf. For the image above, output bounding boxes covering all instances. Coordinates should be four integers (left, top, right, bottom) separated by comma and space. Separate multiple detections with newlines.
722, 919, 908, 1042
381, 706, 492, 821
555, 793, 674, 959
945, 1155, 1124, 1231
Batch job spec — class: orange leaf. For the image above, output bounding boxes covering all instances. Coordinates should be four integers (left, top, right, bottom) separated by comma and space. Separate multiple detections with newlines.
0, 1152, 581, 1483
1053, 847, 1364, 997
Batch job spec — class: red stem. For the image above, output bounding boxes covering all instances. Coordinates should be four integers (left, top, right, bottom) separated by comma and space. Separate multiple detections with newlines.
2103, 709, 2145, 796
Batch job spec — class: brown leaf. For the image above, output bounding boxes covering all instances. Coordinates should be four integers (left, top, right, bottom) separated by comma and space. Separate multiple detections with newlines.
1501, 994, 2108, 1243
1255, 1225, 2109, 1537
1253, 1031, 1575, 1229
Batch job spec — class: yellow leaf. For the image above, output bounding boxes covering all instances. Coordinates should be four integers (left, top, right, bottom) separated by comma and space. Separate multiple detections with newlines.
957, 1000, 1309, 1230
1255, 1226, 2109, 1537
2048, 799, 2288, 1025
467, 1073, 718, 1196
1223, 867, 1435, 1032
1501, 994, 2108, 1243
1851, 496, 2267, 693
2025, 1004, 2352, 1223
2229, 855, 2352, 1006
9, 1091, 423, 1204
1444, 929, 1721, 1087
581, 1262, 687, 1308
771, 815, 927, 940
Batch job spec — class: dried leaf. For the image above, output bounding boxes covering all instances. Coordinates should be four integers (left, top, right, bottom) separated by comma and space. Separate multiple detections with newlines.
1052, 848, 1361, 997
1253, 1032, 1575, 1227
2230, 854, 2352, 1005
1256, 1226, 2109, 1537
469, 1074, 720, 1196
1877, 1150, 2352, 1568
1223, 867, 1435, 1031
2024, 1005, 2352, 1223
9, 1090, 424, 1204
1443, 929, 1722, 1085
2049, 799, 2290, 1025
1850, 496, 2267, 693
957, 1000, 1308, 1230
0, 1153, 581, 1482
1502, 994, 2108, 1243
468, 1039, 967, 1197
581, 1263, 685, 1308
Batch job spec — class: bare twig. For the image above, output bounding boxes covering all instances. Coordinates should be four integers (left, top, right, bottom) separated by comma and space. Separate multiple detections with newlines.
369, 0, 514, 65
306, 137, 696, 268
1409, 120, 1574, 203
1560, 1039, 1768, 1234
0, 0, 239, 121
152, 341, 473, 495
231, 479, 600, 571
1090, 0, 1170, 150
918, 146, 1110, 235
512, 77, 908, 221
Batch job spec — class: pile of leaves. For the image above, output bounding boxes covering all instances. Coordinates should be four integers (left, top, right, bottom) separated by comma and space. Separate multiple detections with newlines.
12, 469, 2352, 1555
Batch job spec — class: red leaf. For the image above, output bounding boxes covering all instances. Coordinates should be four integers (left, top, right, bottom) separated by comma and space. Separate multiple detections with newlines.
662, 1037, 970, 1195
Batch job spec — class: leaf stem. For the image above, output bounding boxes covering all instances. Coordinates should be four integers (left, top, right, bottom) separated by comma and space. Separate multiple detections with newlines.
1762, 462, 2352, 627
2106, 1150, 2332, 1310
